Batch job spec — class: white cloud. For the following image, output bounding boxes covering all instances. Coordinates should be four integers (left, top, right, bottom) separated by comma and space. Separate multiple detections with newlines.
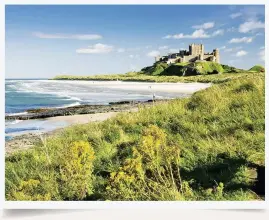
212, 29, 224, 36
192, 22, 215, 29
229, 37, 253, 43
147, 50, 160, 57
169, 48, 179, 53
163, 29, 210, 39
236, 50, 248, 57
230, 12, 242, 19
224, 46, 242, 52
145, 45, 152, 49
227, 27, 237, 32
76, 43, 114, 54
219, 46, 226, 50
260, 46, 265, 49
255, 32, 263, 36
159, 46, 169, 50
258, 49, 265, 61
33, 32, 102, 40
163, 28, 225, 40
117, 48, 125, 53
238, 20, 265, 33
241, 6, 265, 21
129, 54, 140, 59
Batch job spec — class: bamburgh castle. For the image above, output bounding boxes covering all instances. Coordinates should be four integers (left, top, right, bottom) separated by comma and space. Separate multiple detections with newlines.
155, 43, 220, 64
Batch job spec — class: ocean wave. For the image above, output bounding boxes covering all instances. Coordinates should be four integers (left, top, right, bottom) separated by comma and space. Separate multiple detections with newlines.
5, 127, 41, 134
5, 119, 23, 126
7, 80, 85, 102
6, 112, 28, 116
55, 101, 81, 108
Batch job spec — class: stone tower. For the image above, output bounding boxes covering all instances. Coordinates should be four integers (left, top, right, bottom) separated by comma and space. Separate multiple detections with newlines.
189, 43, 204, 56
213, 49, 220, 63
155, 55, 161, 62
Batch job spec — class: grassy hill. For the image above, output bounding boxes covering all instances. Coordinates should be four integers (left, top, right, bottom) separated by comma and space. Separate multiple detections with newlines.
141, 61, 224, 76
221, 64, 245, 73
249, 65, 265, 72
53, 62, 252, 83
6, 71, 265, 201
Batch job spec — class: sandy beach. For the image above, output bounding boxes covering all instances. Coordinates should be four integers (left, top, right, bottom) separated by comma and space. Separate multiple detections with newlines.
47, 111, 121, 124
5, 110, 137, 155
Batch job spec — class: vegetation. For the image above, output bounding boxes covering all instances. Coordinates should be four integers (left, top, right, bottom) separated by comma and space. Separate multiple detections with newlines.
249, 65, 265, 73
6, 71, 265, 201
53, 71, 255, 84
52, 62, 253, 83
141, 62, 169, 75
141, 61, 224, 76
221, 64, 245, 73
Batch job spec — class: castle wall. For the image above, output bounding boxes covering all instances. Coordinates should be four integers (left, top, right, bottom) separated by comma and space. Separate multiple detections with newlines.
184, 55, 198, 62
159, 44, 220, 64
203, 54, 213, 60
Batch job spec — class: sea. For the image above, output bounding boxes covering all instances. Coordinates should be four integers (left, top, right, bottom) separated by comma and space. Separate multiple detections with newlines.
5, 79, 210, 140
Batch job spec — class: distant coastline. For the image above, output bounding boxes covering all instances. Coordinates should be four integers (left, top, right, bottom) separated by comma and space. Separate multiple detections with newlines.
5, 78, 49, 80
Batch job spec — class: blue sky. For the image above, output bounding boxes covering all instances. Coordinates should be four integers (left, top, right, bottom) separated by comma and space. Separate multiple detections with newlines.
6, 5, 265, 78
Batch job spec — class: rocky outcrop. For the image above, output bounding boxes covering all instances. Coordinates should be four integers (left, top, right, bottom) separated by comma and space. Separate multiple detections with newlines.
6, 99, 168, 120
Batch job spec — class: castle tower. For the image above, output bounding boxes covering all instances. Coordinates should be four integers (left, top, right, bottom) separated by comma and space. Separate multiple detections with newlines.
213, 49, 220, 63
199, 44, 204, 60
155, 55, 161, 62
189, 44, 194, 55
201, 44, 204, 57
189, 44, 204, 56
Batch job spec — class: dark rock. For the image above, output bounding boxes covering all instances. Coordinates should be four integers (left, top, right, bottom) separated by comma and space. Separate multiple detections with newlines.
6, 99, 169, 121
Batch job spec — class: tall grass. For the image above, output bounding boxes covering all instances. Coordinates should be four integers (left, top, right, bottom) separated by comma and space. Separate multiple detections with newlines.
53, 71, 255, 84
6, 72, 265, 201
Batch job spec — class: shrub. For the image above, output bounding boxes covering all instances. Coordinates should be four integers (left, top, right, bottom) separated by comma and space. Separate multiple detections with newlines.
58, 141, 95, 200
7, 179, 52, 201
106, 125, 183, 200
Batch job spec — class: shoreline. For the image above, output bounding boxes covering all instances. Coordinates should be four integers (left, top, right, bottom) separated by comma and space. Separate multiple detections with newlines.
5, 110, 134, 155
5, 99, 169, 121
5, 82, 212, 154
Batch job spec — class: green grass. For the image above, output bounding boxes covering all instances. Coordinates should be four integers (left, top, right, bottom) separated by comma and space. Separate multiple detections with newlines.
141, 62, 169, 75
141, 61, 224, 76
53, 71, 257, 84
53, 62, 245, 81
249, 65, 265, 73
222, 64, 244, 73
6, 71, 265, 201
52, 62, 254, 83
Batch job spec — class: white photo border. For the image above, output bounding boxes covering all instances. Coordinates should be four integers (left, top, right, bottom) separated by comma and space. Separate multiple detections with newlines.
1, 0, 268, 210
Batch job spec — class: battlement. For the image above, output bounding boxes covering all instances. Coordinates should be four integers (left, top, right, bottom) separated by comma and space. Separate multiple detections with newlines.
155, 43, 220, 64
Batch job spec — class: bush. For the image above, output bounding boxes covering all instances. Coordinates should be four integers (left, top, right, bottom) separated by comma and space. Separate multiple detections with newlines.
106, 125, 183, 200
6, 141, 95, 201
58, 141, 95, 200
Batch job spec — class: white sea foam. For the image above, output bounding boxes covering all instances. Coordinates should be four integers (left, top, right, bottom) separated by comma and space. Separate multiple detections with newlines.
6, 80, 211, 115
9, 80, 211, 98
55, 101, 81, 108
5, 119, 22, 126
6, 112, 28, 116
